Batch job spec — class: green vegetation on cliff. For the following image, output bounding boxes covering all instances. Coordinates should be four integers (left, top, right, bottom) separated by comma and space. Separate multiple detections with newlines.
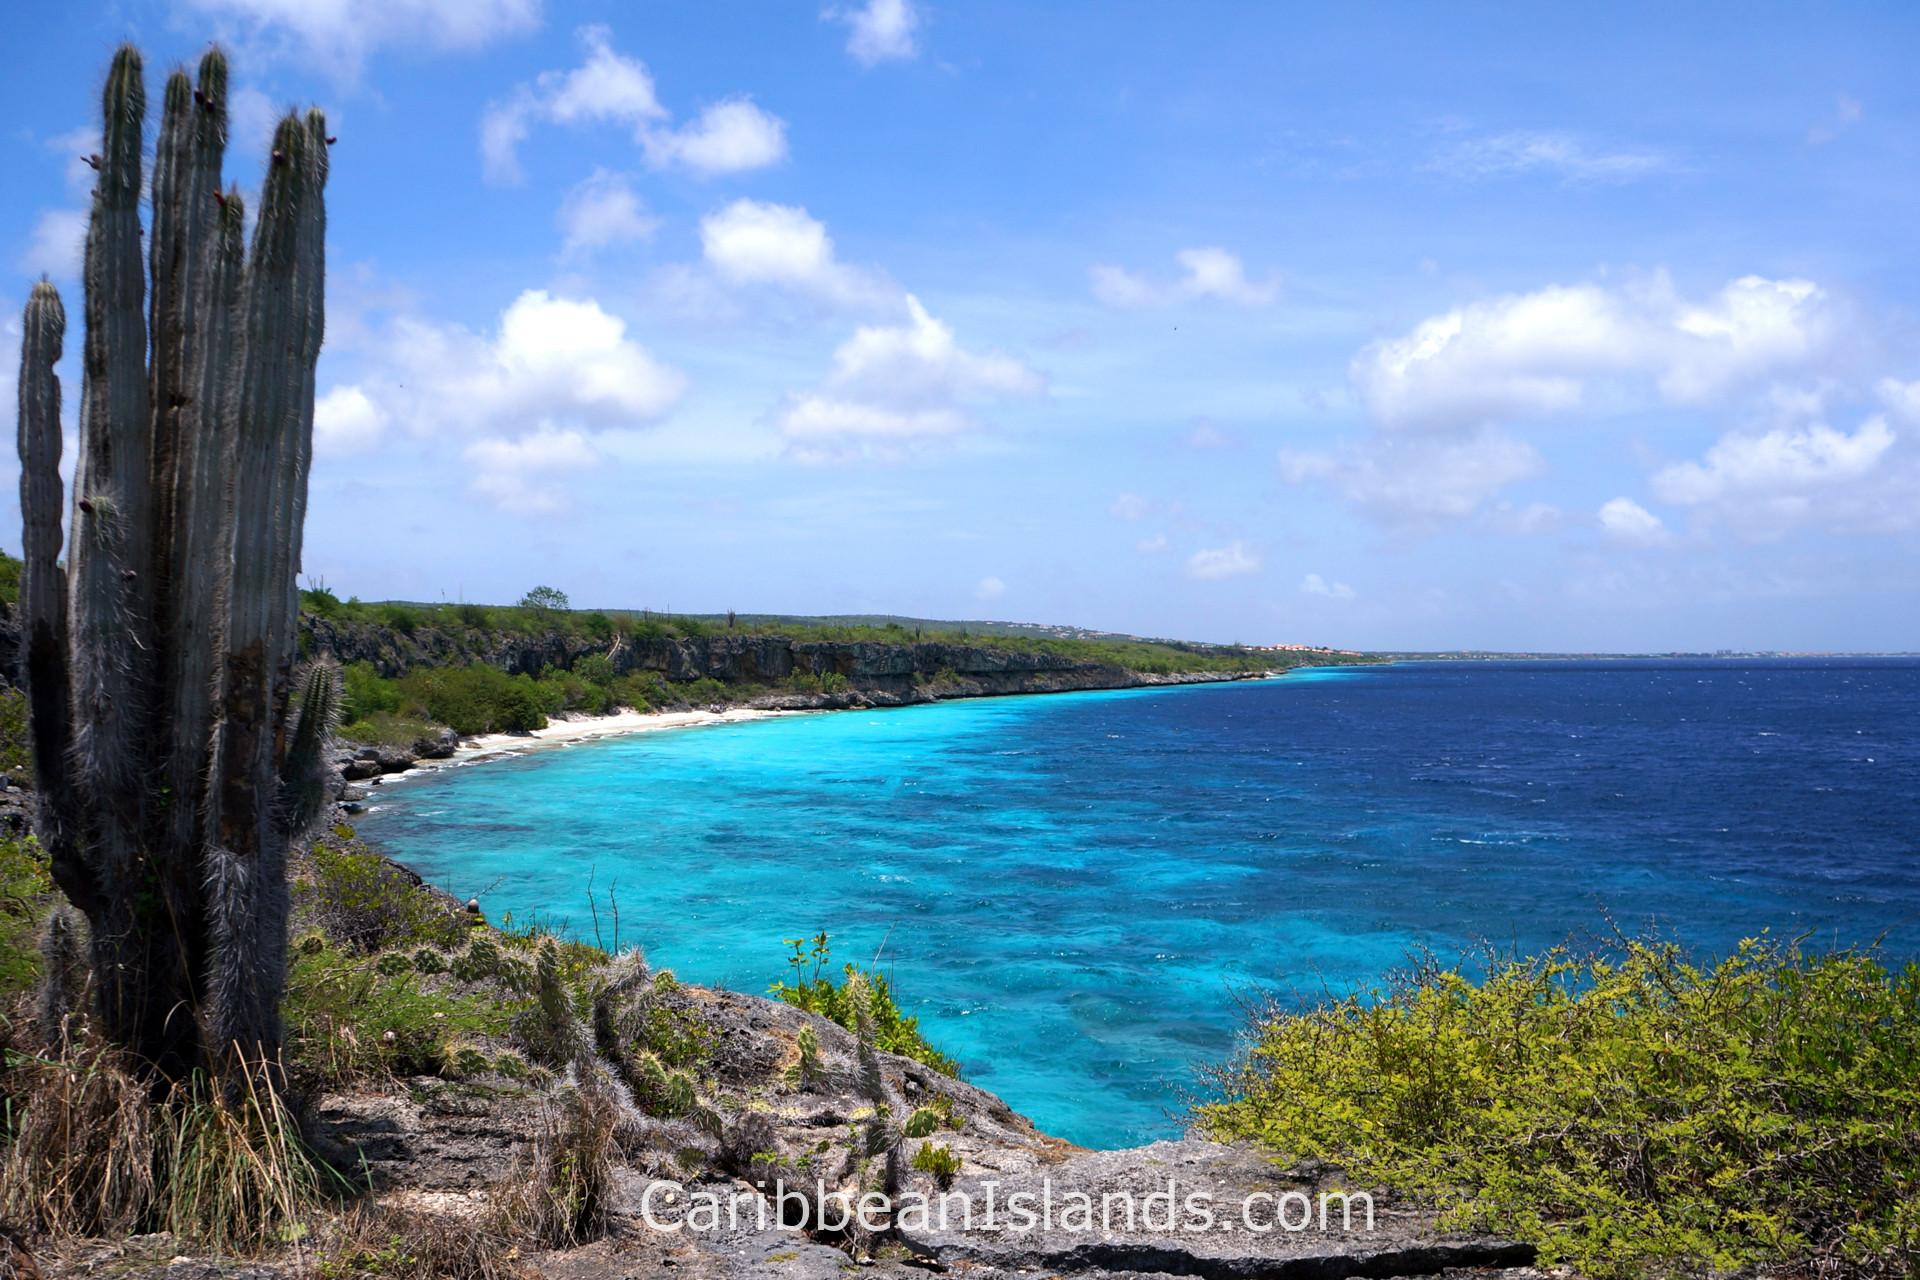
1198, 936, 1920, 1278
291, 580, 1372, 746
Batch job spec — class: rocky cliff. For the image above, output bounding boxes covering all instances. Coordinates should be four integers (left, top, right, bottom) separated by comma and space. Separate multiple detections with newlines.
300, 616, 1269, 707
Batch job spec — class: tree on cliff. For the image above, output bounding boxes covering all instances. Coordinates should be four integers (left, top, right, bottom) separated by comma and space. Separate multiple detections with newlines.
14, 45, 334, 1083
520, 585, 570, 614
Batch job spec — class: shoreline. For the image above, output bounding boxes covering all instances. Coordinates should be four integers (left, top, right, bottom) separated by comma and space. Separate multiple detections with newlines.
345, 667, 1296, 791
380, 705, 813, 781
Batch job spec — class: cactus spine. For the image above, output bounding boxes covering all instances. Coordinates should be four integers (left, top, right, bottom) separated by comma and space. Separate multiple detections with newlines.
12, 44, 330, 1082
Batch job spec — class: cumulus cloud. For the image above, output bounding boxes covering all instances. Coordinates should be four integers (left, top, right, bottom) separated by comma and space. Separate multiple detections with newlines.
464, 425, 598, 514
178, 0, 539, 76
698, 200, 889, 305
974, 575, 1005, 602
320, 289, 684, 511
774, 295, 1043, 461
557, 169, 660, 258
1186, 541, 1262, 581
1597, 496, 1670, 546
483, 26, 785, 183
1355, 274, 1829, 433
828, 0, 920, 65
1429, 130, 1675, 185
1287, 272, 1844, 529
1135, 533, 1169, 554
641, 98, 788, 176
19, 208, 86, 280
1280, 428, 1544, 525
1300, 573, 1355, 600
1090, 247, 1279, 308
313, 385, 388, 459
1109, 492, 1151, 521
1647, 415, 1912, 537
1875, 376, 1920, 423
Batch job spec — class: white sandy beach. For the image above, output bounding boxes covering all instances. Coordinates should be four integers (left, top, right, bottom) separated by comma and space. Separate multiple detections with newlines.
394, 705, 807, 778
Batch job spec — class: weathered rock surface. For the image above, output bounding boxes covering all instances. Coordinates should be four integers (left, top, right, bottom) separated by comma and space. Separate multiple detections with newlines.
33, 977, 1550, 1280
274, 984, 1538, 1280
299, 614, 1264, 704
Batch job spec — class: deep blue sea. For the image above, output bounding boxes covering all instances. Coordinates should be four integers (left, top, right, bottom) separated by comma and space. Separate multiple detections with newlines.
357, 658, 1920, 1148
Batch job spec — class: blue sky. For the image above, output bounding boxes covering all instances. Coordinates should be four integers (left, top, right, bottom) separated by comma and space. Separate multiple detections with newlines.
5, 1, 1918, 650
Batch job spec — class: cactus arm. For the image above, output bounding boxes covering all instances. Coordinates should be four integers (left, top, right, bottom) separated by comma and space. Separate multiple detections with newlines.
210, 111, 327, 1062
276, 658, 340, 838
67, 44, 151, 881
147, 68, 194, 585
14, 284, 90, 912
157, 56, 234, 862
266, 110, 330, 742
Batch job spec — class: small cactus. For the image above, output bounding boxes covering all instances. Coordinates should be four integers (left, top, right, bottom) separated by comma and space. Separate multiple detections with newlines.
36, 905, 89, 1045
513, 939, 588, 1068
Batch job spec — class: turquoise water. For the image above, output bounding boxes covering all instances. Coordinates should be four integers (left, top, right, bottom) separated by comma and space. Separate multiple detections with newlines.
356, 659, 1920, 1147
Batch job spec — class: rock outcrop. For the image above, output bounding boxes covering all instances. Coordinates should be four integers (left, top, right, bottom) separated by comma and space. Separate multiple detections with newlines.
299, 615, 1264, 703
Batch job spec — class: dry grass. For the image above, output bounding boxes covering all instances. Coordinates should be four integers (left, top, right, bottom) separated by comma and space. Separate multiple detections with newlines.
490, 1074, 623, 1250
0, 1041, 155, 1239
304, 1203, 525, 1280
0, 1040, 344, 1256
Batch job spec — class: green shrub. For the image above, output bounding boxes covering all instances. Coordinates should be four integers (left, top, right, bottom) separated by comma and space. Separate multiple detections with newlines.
0, 687, 33, 781
285, 935, 516, 1087
772, 934, 958, 1076
573, 653, 616, 688
300, 837, 464, 953
0, 549, 21, 606
301, 584, 342, 618
379, 603, 421, 635
337, 712, 443, 750
0, 835, 51, 998
609, 672, 668, 712
1197, 936, 1920, 1278
910, 1142, 961, 1189
340, 660, 400, 723
397, 663, 549, 736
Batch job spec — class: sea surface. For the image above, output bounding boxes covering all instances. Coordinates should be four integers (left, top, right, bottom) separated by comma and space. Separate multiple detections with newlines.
357, 658, 1920, 1148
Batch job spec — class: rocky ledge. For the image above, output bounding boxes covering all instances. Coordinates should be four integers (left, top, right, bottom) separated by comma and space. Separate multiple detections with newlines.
46, 977, 1549, 1280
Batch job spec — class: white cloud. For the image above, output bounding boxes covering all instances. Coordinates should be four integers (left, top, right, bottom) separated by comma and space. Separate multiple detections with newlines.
774, 295, 1043, 460
1109, 492, 1151, 521
227, 86, 283, 163
1089, 265, 1157, 309
698, 200, 889, 306
1135, 533, 1168, 555
1877, 377, 1920, 423
180, 0, 539, 77
642, 98, 788, 176
1597, 496, 1670, 546
322, 288, 684, 509
483, 26, 784, 182
1429, 130, 1675, 185
829, 0, 920, 65
1300, 573, 1355, 600
1090, 247, 1279, 308
19, 208, 85, 280
1280, 428, 1544, 525
464, 426, 598, 514
1355, 274, 1830, 434
1186, 541, 1262, 581
313, 385, 388, 459
974, 575, 1005, 602
557, 169, 660, 258
1653, 418, 1893, 506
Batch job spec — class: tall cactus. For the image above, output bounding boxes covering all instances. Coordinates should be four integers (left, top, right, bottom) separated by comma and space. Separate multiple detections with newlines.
12, 44, 332, 1082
